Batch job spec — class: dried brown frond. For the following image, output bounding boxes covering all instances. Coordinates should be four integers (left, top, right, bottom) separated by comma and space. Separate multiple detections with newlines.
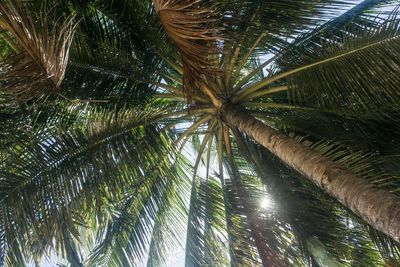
0, 0, 77, 102
153, 0, 222, 103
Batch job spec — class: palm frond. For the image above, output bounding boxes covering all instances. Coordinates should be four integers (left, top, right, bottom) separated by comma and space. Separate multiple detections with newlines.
0, 207, 6, 267
153, 0, 221, 102
282, 7, 400, 111
65, 3, 162, 101
2, 1, 400, 265
0, 0, 77, 101
223, 164, 286, 266
217, 0, 360, 92
4, 240, 26, 267
185, 128, 217, 266
86, 167, 184, 267
146, 161, 189, 266
230, 0, 388, 93
0, 103, 182, 263
185, 177, 229, 267
276, 0, 398, 69
235, 5, 400, 116
220, 180, 261, 266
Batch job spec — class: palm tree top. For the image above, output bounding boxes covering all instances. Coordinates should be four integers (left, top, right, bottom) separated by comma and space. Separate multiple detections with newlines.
1, 0, 400, 266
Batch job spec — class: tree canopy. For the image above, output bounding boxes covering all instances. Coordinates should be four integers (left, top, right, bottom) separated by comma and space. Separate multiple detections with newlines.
1, 0, 400, 266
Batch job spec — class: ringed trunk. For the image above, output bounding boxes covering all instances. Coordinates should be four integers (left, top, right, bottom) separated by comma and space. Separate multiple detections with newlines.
223, 106, 400, 243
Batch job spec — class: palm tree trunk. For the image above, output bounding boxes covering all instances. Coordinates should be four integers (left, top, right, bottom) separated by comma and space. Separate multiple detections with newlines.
222, 106, 400, 243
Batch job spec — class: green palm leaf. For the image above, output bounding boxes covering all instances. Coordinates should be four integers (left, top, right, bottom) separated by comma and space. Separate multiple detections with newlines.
282, 8, 400, 111
0, 103, 184, 264
2, 0, 400, 266
0, 208, 6, 267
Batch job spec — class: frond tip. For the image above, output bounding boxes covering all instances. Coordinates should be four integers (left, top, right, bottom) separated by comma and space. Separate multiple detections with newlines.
0, 0, 77, 101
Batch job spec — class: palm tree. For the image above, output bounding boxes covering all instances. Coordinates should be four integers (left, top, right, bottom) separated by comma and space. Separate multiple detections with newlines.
1, 0, 400, 266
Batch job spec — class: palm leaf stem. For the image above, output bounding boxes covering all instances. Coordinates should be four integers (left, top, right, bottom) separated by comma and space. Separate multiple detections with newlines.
224, 13, 259, 88
241, 86, 288, 102
233, 55, 278, 93
175, 114, 213, 146
244, 102, 314, 111
156, 51, 183, 75
234, 33, 400, 100
232, 33, 266, 88
184, 124, 213, 265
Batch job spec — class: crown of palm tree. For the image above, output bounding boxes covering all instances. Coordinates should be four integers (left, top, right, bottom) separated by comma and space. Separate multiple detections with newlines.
1, 0, 400, 266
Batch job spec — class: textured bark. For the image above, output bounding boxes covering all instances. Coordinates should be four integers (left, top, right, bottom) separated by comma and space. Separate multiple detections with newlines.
223, 106, 400, 243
